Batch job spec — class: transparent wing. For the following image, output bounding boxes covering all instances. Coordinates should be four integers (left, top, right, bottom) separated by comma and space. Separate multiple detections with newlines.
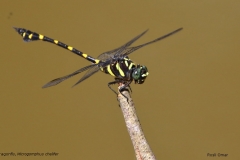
123, 28, 183, 56
97, 29, 149, 61
42, 64, 96, 88
113, 29, 149, 58
72, 65, 100, 87
97, 28, 182, 60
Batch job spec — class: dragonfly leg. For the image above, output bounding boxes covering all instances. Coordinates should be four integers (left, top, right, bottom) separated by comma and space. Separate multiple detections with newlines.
108, 81, 118, 95
108, 80, 131, 103
119, 88, 129, 103
128, 85, 132, 93
118, 81, 132, 103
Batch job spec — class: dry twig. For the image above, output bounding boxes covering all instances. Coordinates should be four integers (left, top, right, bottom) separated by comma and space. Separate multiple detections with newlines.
118, 89, 156, 160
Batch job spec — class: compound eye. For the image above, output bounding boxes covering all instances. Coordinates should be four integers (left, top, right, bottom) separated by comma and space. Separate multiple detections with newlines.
132, 69, 141, 80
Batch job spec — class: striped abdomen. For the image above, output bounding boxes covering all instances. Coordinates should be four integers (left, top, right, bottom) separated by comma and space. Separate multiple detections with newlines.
14, 27, 100, 64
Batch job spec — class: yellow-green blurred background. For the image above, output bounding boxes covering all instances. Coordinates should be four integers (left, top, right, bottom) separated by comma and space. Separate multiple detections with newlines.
1, 1, 240, 160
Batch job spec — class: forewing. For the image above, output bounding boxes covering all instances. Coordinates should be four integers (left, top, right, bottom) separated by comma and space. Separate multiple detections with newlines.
124, 28, 183, 56
113, 29, 149, 57
97, 29, 149, 61
42, 64, 96, 88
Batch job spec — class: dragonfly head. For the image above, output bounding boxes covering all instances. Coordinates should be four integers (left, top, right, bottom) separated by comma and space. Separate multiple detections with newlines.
132, 65, 149, 84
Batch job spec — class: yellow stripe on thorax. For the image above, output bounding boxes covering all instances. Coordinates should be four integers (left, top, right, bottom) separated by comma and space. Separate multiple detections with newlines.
124, 60, 128, 67
116, 63, 125, 77
107, 65, 115, 77
128, 62, 133, 70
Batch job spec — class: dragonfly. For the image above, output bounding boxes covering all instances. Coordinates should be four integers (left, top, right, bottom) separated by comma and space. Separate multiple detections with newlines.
14, 27, 182, 101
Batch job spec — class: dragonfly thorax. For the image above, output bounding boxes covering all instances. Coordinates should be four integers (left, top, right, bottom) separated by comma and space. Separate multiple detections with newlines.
132, 65, 149, 84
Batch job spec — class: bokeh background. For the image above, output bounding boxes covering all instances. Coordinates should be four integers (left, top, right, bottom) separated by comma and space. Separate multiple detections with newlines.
1, 1, 240, 160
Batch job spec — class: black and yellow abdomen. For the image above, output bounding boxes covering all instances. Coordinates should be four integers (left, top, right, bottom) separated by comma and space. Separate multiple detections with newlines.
14, 27, 100, 64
